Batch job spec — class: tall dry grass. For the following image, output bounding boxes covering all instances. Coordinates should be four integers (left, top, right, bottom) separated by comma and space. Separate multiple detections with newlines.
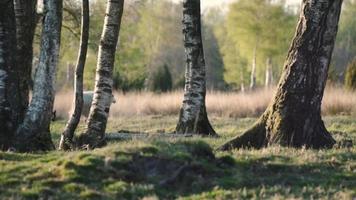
54, 86, 356, 119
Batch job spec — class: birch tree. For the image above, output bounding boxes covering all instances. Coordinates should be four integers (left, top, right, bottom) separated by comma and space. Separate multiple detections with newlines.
175, 0, 217, 136
78, 0, 124, 149
14, 0, 63, 152
224, 0, 296, 89
59, 0, 89, 150
265, 58, 273, 87
219, 0, 343, 150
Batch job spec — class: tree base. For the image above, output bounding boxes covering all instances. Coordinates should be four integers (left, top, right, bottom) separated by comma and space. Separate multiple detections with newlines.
176, 108, 218, 137
13, 129, 55, 152
217, 117, 267, 151
218, 116, 335, 151
58, 134, 74, 151
76, 132, 107, 150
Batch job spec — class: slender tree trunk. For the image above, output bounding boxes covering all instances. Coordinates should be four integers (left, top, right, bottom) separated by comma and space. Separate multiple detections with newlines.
14, 0, 62, 152
14, 0, 37, 123
77, 0, 124, 149
250, 43, 257, 90
240, 62, 245, 93
59, 0, 89, 150
218, 0, 342, 150
265, 57, 273, 87
175, 0, 217, 136
240, 82, 245, 93
0, 0, 17, 150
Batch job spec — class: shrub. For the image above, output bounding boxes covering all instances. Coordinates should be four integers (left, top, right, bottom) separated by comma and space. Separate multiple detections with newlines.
113, 72, 145, 93
345, 59, 356, 90
174, 75, 186, 90
149, 64, 173, 92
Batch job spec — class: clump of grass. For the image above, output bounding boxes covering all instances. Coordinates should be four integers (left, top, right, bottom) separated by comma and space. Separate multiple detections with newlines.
0, 139, 230, 199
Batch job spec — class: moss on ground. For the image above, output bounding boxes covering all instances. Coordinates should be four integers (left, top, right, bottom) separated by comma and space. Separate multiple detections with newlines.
0, 116, 355, 199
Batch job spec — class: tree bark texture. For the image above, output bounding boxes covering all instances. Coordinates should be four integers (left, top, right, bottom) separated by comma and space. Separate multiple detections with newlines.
14, 0, 62, 152
175, 0, 217, 136
14, 0, 37, 123
78, 0, 124, 149
219, 0, 342, 150
0, 0, 17, 150
59, 0, 89, 151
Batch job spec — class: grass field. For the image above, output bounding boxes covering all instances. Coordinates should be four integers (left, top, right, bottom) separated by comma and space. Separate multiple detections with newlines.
54, 86, 356, 119
0, 115, 355, 199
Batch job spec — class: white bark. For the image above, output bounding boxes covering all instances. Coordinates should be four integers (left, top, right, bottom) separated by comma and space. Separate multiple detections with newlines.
265, 57, 273, 87
59, 0, 89, 150
78, 0, 124, 149
250, 44, 257, 90
176, 0, 216, 136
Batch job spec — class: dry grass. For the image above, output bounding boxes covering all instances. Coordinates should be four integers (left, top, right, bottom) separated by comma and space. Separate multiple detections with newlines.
53, 86, 356, 119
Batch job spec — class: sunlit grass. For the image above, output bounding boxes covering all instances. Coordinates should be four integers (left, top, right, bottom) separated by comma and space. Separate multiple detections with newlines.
1, 115, 353, 199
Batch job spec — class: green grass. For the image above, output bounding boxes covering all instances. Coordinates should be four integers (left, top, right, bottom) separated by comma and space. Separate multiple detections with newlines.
0, 116, 355, 199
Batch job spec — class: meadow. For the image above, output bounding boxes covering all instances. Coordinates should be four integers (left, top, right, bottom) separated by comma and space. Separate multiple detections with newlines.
0, 87, 355, 199
54, 86, 356, 119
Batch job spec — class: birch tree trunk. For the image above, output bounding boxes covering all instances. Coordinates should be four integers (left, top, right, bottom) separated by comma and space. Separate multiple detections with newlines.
77, 0, 124, 149
59, 0, 89, 151
0, 0, 17, 150
14, 0, 62, 152
14, 0, 37, 122
219, 0, 342, 150
250, 44, 257, 90
175, 0, 217, 136
240, 62, 245, 93
265, 57, 273, 87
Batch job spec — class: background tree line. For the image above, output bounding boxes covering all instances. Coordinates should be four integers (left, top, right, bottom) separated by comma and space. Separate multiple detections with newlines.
0, 0, 352, 151
45, 0, 356, 93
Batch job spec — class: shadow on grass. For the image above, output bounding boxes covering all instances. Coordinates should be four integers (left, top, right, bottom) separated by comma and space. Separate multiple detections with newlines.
0, 140, 355, 199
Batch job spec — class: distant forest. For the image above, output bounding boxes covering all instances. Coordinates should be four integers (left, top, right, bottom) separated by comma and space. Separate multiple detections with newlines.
34, 0, 355, 92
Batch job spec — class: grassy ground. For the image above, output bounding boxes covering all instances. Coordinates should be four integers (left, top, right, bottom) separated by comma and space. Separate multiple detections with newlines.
0, 115, 355, 199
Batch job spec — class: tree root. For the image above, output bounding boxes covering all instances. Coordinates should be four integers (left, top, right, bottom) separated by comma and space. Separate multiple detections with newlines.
176, 106, 218, 137
217, 115, 336, 151
12, 130, 55, 152
217, 119, 267, 151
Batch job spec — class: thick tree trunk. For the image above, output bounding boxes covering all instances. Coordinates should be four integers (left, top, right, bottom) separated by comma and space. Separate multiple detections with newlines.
14, 0, 62, 152
59, 0, 89, 151
250, 44, 257, 90
77, 0, 124, 149
175, 0, 217, 136
265, 57, 273, 87
0, 1, 22, 134
14, 0, 37, 123
219, 0, 342, 150
0, 0, 17, 150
